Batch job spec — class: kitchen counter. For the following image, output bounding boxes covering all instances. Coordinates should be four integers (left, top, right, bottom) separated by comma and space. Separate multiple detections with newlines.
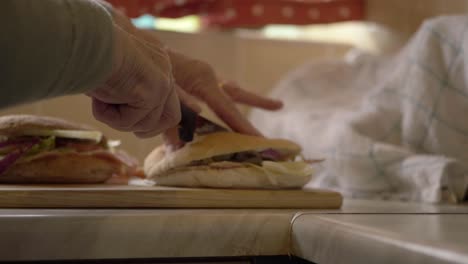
293, 214, 468, 264
1, 200, 467, 263
0, 209, 295, 261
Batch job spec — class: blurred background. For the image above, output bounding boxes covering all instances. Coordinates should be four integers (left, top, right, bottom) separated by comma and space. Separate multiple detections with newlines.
4, 0, 468, 161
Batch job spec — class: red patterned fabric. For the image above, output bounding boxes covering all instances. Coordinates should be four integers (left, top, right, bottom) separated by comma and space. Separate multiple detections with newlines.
106, 0, 365, 28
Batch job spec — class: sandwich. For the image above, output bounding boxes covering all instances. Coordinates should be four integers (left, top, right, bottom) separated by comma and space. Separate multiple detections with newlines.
143, 132, 316, 189
0, 115, 138, 183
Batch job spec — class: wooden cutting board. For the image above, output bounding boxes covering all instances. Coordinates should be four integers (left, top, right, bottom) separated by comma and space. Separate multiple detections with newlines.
0, 185, 342, 209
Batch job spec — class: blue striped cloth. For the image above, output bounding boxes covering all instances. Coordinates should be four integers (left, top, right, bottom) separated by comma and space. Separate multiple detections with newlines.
251, 16, 468, 203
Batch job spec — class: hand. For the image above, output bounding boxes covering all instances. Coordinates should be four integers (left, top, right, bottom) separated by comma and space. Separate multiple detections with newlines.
87, 7, 180, 138
168, 50, 283, 134
163, 50, 284, 148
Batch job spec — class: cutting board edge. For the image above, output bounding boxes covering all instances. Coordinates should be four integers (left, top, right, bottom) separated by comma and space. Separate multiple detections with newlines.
0, 186, 343, 209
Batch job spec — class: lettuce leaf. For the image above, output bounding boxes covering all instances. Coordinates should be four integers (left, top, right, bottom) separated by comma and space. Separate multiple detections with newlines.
19, 129, 102, 143
26, 136, 55, 156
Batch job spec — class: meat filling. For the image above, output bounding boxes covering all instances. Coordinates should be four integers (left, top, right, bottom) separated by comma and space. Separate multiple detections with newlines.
189, 150, 288, 167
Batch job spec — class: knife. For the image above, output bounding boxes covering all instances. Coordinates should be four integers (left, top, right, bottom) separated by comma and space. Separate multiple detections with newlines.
178, 104, 229, 143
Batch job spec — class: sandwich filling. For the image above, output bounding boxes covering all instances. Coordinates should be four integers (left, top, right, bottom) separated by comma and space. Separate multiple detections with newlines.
0, 129, 136, 175
179, 147, 317, 177
142, 132, 320, 188
188, 149, 293, 167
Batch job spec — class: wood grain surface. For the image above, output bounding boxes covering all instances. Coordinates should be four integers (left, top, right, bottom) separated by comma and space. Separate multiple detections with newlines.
0, 185, 342, 209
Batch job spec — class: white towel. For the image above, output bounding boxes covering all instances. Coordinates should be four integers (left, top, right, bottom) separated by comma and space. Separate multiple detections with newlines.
250, 16, 468, 203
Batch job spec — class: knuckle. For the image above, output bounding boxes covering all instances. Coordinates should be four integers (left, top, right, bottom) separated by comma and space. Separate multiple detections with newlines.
189, 60, 215, 78
225, 86, 242, 99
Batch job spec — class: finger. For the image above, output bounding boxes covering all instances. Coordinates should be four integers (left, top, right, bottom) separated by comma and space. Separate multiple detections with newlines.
92, 98, 119, 125
162, 126, 185, 152
133, 88, 181, 138
176, 85, 202, 113
203, 90, 262, 137
92, 36, 172, 130
92, 97, 151, 131
222, 82, 283, 110
127, 86, 180, 133
88, 85, 138, 105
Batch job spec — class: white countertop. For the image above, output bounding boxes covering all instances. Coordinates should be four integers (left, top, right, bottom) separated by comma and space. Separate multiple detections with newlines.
0, 210, 295, 261
1, 200, 467, 263
293, 214, 468, 264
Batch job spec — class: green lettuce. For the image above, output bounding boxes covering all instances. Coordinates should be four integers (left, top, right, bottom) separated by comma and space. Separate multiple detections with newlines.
26, 136, 56, 156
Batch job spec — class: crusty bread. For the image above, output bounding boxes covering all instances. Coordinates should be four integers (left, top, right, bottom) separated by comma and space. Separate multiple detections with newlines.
0, 115, 133, 184
143, 132, 312, 189
0, 152, 121, 184
145, 161, 313, 189
144, 132, 302, 177
0, 114, 93, 136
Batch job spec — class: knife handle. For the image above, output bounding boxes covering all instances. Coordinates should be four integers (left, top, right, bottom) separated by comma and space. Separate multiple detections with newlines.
178, 104, 197, 142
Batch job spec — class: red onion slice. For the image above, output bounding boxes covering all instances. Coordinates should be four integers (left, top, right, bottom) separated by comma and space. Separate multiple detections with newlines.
0, 139, 40, 175
260, 149, 284, 161
0, 137, 39, 148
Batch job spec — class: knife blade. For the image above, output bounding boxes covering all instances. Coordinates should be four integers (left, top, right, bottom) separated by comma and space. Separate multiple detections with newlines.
178, 104, 229, 143
178, 104, 197, 142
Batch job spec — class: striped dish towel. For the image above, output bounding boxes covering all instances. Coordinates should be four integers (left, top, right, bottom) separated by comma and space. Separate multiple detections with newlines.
250, 16, 468, 203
